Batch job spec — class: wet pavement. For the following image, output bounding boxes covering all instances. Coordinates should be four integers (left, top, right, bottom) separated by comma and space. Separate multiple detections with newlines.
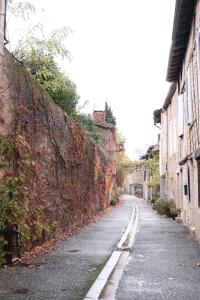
116, 197, 200, 300
0, 196, 133, 300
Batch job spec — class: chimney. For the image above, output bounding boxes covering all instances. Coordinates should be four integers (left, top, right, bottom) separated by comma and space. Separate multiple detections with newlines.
93, 111, 106, 123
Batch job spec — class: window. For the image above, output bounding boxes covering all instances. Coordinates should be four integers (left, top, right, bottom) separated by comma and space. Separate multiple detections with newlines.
169, 119, 173, 156
177, 95, 184, 137
185, 69, 193, 125
184, 184, 188, 196
144, 168, 146, 181
187, 166, 191, 202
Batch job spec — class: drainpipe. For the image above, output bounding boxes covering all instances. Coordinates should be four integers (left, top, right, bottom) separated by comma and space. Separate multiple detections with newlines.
3, 0, 9, 45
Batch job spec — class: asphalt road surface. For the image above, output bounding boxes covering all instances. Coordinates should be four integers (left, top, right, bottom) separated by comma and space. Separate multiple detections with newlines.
116, 197, 200, 300
0, 195, 132, 300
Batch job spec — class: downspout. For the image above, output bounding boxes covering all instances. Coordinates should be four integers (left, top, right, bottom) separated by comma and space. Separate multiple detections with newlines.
3, 0, 9, 45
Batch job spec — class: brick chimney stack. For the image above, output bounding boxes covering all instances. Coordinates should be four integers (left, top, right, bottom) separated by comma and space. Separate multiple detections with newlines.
93, 111, 106, 123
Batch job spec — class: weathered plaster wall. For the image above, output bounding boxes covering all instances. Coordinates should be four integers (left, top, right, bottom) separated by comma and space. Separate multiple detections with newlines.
161, 0, 200, 240
176, 0, 200, 237
0, 49, 113, 247
160, 90, 180, 208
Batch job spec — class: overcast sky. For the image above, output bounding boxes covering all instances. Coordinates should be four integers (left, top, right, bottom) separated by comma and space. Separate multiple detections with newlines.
13, 0, 176, 159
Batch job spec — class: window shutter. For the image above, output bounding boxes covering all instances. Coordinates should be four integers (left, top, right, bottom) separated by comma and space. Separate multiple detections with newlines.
186, 69, 193, 125
177, 95, 184, 137
173, 120, 176, 153
196, 31, 200, 99
169, 119, 173, 157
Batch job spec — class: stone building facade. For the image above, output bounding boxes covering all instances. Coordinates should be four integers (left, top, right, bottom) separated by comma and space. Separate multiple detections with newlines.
155, 0, 200, 239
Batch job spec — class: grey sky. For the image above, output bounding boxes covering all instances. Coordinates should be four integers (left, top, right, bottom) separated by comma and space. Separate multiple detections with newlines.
13, 0, 176, 159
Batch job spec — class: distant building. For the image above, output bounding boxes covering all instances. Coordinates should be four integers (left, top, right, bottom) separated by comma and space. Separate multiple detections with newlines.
125, 168, 144, 198
125, 144, 159, 201
141, 144, 159, 203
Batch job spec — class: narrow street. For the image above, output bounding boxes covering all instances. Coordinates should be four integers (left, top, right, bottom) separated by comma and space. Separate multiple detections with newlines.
116, 197, 200, 300
1, 0, 200, 299
0, 197, 132, 300
1, 196, 200, 299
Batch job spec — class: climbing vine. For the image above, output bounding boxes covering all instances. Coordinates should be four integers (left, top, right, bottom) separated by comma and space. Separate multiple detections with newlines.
0, 135, 17, 263
0, 134, 31, 264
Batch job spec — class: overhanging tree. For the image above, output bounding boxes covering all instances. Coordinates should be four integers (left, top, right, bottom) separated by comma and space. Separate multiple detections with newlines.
6, 1, 79, 117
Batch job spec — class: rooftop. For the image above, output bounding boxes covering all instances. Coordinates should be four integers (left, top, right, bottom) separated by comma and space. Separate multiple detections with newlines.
166, 0, 197, 82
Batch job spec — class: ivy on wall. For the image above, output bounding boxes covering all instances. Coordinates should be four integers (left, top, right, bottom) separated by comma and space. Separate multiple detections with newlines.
0, 134, 30, 264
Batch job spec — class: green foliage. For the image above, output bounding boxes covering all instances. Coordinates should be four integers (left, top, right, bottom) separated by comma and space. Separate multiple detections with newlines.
75, 113, 100, 142
7, 1, 71, 58
7, 1, 79, 117
153, 198, 170, 215
0, 237, 6, 264
8, 1, 37, 21
153, 198, 181, 220
0, 175, 30, 264
116, 132, 126, 145
0, 161, 10, 168
0, 177, 18, 264
119, 159, 145, 174
0, 134, 30, 264
105, 102, 116, 126
16, 44, 79, 116
0, 135, 17, 263
146, 150, 160, 190
115, 133, 132, 188
0, 134, 15, 156
111, 187, 122, 205
116, 161, 127, 188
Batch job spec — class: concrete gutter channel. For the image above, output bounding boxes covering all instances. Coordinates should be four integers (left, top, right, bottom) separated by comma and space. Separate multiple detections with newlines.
84, 203, 139, 300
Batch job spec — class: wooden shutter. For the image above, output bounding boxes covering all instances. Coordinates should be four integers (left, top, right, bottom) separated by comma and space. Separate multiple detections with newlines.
177, 95, 184, 137
186, 69, 193, 125
196, 31, 200, 99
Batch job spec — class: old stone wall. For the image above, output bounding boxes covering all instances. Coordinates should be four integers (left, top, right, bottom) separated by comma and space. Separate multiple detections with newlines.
0, 48, 113, 248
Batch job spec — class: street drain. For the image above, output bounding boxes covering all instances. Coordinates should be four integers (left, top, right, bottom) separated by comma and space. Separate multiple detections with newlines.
68, 249, 80, 253
14, 288, 29, 294
114, 247, 132, 252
